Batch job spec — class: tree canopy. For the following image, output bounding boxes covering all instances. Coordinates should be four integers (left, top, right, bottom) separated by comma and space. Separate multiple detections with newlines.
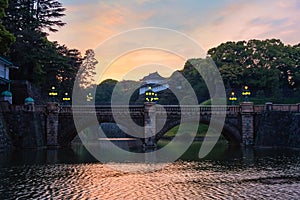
0, 0, 15, 54
208, 39, 300, 97
1, 0, 83, 101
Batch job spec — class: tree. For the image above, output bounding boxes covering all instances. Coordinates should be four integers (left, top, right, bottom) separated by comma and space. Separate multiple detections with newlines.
0, 0, 15, 54
4, 0, 65, 33
95, 79, 117, 105
208, 39, 299, 97
42, 42, 82, 95
34, 0, 66, 32
51, 43, 82, 87
218, 64, 243, 88
3, 0, 66, 82
77, 49, 98, 88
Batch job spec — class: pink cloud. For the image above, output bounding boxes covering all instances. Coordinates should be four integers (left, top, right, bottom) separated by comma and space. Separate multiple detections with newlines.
49, 2, 154, 52
191, 0, 300, 51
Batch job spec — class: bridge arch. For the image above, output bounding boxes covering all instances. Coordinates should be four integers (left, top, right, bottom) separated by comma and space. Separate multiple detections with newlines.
58, 105, 244, 147
155, 117, 241, 145
59, 114, 241, 146
58, 115, 143, 146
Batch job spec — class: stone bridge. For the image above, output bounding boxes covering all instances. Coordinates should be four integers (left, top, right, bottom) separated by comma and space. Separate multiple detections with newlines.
56, 104, 241, 146
45, 102, 300, 147
2, 102, 300, 148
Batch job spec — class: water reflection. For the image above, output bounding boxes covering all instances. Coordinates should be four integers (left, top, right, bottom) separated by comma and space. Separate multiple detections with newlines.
1, 140, 300, 167
0, 141, 300, 199
0, 146, 96, 166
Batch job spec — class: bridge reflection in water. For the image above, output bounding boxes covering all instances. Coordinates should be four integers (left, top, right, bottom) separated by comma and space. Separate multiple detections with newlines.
1, 142, 300, 199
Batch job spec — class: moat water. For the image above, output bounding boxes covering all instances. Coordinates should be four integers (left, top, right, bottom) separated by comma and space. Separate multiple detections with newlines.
0, 140, 300, 199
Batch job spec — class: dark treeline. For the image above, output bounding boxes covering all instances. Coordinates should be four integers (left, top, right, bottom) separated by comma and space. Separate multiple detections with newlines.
95, 39, 300, 105
0, 0, 94, 100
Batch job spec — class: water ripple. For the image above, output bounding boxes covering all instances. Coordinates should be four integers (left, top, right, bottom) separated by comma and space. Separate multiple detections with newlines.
0, 160, 299, 199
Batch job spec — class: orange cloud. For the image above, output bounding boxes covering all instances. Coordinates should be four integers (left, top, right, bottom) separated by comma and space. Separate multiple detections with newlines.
95, 49, 185, 83
49, 2, 154, 52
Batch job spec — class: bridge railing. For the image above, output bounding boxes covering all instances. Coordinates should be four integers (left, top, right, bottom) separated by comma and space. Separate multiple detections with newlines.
58, 105, 240, 115
253, 104, 300, 113
59, 105, 72, 113
272, 104, 299, 112
227, 105, 240, 113
60, 105, 144, 114
254, 105, 265, 113
1, 103, 299, 114
155, 105, 240, 114
52, 104, 300, 114
0, 104, 47, 112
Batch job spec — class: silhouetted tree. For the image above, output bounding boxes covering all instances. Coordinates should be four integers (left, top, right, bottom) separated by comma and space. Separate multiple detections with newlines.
77, 49, 98, 88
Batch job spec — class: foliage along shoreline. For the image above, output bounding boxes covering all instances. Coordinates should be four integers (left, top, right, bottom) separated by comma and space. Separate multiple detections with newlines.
95, 39, 300, 105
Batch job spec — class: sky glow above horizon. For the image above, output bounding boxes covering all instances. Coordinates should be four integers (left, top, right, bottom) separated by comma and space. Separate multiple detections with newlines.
48, 0, 300, 82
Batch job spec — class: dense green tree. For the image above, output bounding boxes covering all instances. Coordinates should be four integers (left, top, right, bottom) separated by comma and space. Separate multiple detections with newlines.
4, 0, 65, 32
95, 79, 117, 105
34, 0, 66, 32
208, 39, 299, 97
3, 0, 66, 83
218, 64, 243, 88
57, 47, 82, 92
178, 58, 214, 102
290, 43, 300, 95
0, 0, 85, 103
42, 42, 82, 94
0, 0, 15, 54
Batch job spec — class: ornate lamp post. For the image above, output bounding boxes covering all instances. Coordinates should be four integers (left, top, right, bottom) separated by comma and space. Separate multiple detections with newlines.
229, 91, 237, 105
242, 85, 251, 102
144, 86, 159, 150
62, 92, 71, 105
48, 86, 58, 102
86, 92, 93, 102
47, 86, 59, 113
145, 86, 159, 103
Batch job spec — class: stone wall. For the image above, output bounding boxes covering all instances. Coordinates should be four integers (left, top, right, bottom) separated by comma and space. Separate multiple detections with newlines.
0, 113, 12, 152
255, 111, 300, 148
3, 111, 46, 148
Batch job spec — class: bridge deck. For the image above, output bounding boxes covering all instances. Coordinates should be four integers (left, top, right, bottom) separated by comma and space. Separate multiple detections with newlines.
1, 104, 299, 114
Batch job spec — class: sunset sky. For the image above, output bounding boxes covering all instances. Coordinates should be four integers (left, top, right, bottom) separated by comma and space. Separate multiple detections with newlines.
49, 0, 300, 83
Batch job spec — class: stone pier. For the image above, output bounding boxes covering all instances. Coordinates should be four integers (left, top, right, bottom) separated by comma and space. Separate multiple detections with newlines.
46, 102, 60, 147
240, 102, 254, 145
144, 103, 157, 149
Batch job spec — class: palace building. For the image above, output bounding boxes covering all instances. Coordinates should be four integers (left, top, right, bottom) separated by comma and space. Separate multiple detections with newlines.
139, 72, 169, 95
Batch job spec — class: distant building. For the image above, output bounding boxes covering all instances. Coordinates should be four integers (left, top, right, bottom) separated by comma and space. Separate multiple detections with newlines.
0, 56, 18, 104
139, 72, 169, 95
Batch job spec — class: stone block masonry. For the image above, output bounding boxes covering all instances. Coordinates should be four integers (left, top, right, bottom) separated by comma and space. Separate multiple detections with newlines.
255, 111, 300, 148
0, 113, 11, 151
2, 112, 46, 148
241, 102, 254, 145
